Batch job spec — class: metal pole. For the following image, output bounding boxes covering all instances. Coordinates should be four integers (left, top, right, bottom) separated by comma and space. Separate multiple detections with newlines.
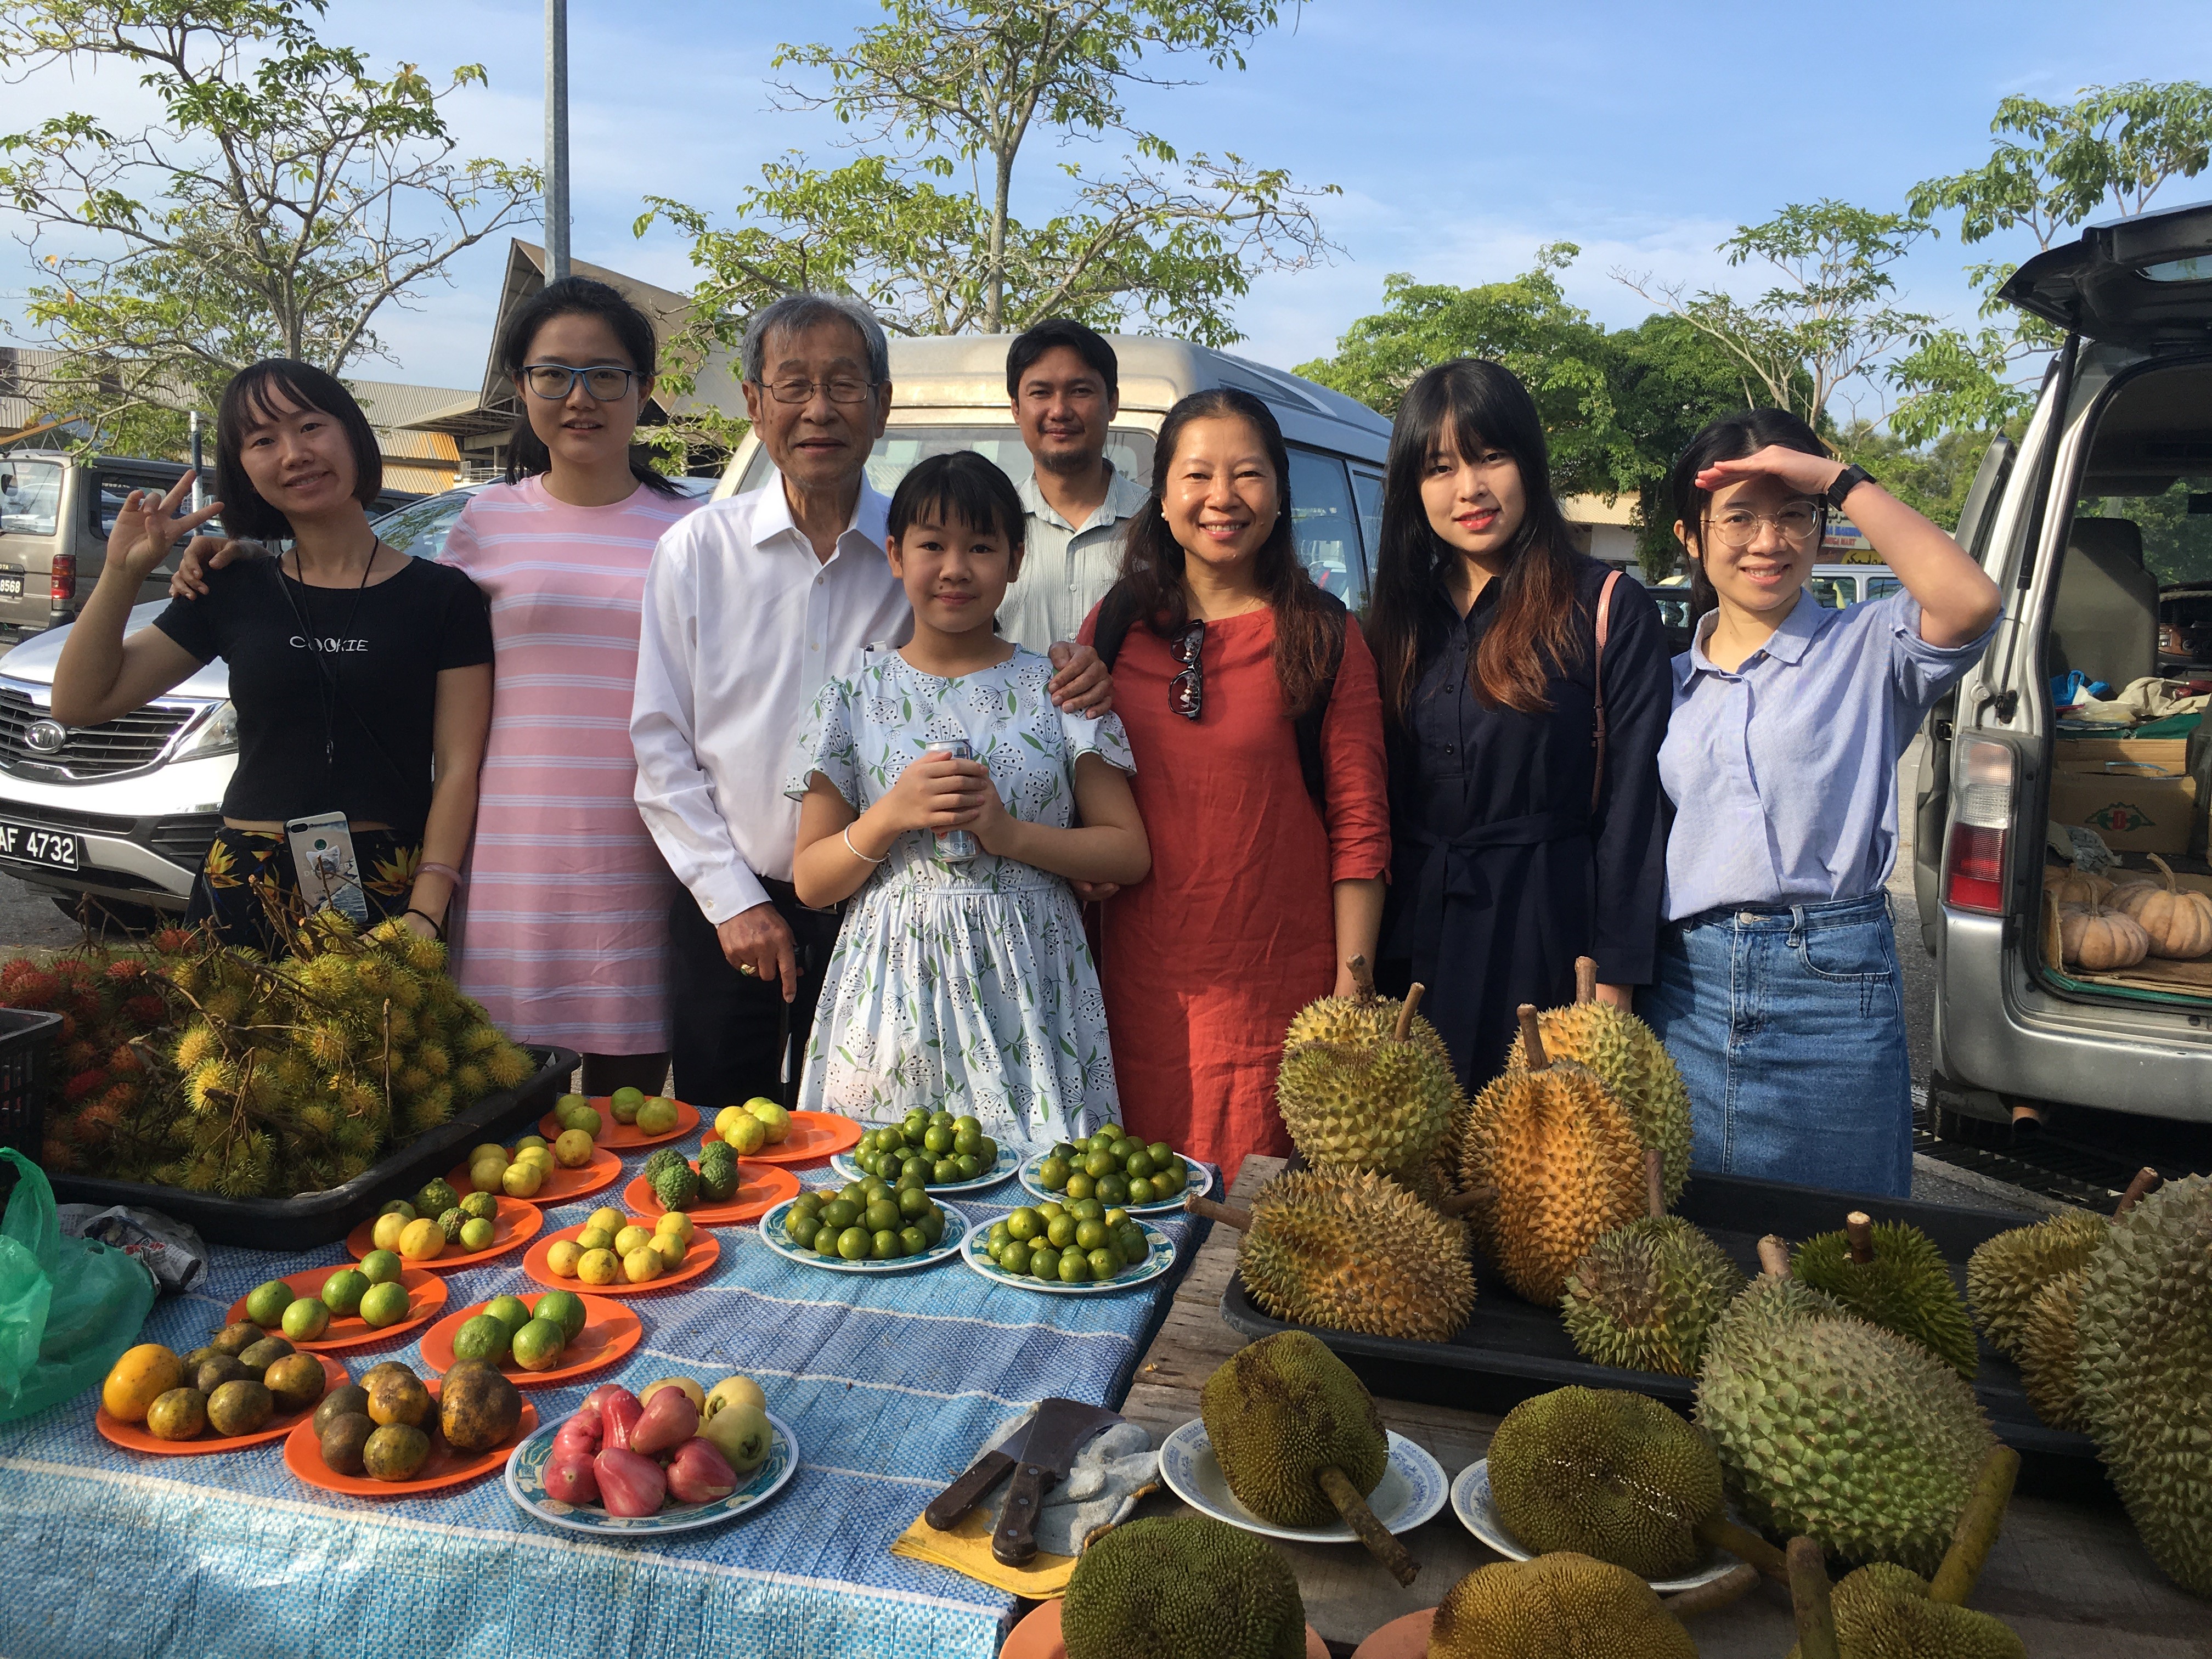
188, 410, 205, 510
544, 0, 571, 281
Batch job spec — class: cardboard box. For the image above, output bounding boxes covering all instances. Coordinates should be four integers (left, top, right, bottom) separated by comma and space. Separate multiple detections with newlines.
2052, 736, 2191, 771
2050, 766, 2198, 854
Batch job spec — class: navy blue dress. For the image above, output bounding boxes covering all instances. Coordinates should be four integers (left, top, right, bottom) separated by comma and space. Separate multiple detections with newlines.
1378, 557, 1671, 1091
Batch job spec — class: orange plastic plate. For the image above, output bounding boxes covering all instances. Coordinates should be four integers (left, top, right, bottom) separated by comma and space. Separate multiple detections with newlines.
538, 1097, 701, 1150
417, 1293, 641, 1387
95, 1352, 351, 1457
283, 1382, 538, 1497
520, 1223, 723, 1296
700, 1109, 861, 1165
343, 1196, 543, 1271
999, 1600, 1327, 1659
224, 1267, 448, 1352
623, 1161, 799, 1227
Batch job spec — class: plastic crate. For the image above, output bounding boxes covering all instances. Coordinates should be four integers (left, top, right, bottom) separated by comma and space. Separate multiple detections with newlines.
0, 1008, 63, 1161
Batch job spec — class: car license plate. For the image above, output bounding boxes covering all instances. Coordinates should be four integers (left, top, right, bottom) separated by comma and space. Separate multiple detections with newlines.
0, 819, 80, 871
0, 572, 21, 600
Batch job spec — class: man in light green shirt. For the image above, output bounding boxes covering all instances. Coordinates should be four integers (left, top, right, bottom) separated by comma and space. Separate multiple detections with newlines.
995, 319, 1152, 654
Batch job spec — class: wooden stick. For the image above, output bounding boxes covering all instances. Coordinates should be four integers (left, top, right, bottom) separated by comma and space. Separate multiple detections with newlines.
1347, 953, 1375, 1001
2116, 1166, 2160, 1218
1318, 1465, 1419, 1585
1574, 956, 1598, 1003
1392, 983, 1427, 1042
1695, 1514, 1788, 1582
1664, 1561, 1760, 1617
1438, 1184, 1496, 1217
1184, 1193, 1254, 1230
1516, 1005, 1548, 1070
1757, 1234, 1792, 1278
1929, 1445, 2021, 1606
1787, 1537, 1841, 1659
1644, 1148, 1664, 1221
1845, 1211, 1875, 1265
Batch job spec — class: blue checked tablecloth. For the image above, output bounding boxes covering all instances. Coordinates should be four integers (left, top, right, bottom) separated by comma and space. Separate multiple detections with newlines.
0, 1139, 1211, 1659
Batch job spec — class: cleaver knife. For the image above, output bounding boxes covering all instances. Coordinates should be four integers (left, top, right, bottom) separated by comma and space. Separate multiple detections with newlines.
923, 1397, 1124, 1565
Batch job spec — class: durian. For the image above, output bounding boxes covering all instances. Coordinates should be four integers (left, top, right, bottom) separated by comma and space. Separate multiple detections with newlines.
2074, 1173, 2212, 1597
1561, 1150, 1743, 1376
1461, 1005, 1644, 1305
1696, 1238, 1997, 1576
1486, 1386, 1723, 1579
1427, 1554, 1697, 1659
1200, 1331, 1415, 1583
2015, 1268, 2088, 1432
1506, 957, 1692, 1205
1793, 1213, 1979, 1379
1059, 1515, 1305, 1659
1212, 1167, 1476, 1342
1966, 1205, 2107, 1358
1274, 963, 1461, 1195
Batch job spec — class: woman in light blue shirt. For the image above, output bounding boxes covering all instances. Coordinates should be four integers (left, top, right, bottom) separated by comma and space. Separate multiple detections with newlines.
1641, 410, 2001, 1197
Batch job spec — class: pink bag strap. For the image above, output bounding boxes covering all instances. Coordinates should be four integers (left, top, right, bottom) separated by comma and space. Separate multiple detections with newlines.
1590, 570, 1621, 816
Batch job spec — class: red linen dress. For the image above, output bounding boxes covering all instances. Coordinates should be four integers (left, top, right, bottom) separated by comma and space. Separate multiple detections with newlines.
1084, 606, 1390, 1178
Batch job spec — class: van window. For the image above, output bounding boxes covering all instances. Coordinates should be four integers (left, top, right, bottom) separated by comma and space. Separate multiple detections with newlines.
374, 489, 476, 560
1864, 576, 1903, 601
1286, 447, 1365, 607
1350, 467, 1383, 575
736, 426, 1157, 505
0, 459, 63, 538
1810, 575, 1855, 608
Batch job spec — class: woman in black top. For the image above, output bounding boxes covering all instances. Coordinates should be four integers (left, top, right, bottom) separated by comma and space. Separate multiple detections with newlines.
53, 359, 493, 951
1368, 360, 1670, 1091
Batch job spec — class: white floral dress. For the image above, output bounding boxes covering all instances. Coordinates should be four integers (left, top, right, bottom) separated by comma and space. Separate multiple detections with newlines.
783, 646, 1135, 1146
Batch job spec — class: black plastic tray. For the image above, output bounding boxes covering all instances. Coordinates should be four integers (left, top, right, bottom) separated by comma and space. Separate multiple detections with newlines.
1220, 1170, 2109, 1499
47, 1045, 578, 1250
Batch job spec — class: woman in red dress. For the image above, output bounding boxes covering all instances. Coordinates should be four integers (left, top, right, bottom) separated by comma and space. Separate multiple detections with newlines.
1081, 388, 1390, 1177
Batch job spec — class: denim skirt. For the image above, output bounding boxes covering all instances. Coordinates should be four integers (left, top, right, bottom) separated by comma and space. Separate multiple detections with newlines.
1639, 891, 1912, 1198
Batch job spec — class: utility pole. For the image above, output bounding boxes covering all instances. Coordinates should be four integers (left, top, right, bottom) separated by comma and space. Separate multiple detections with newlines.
188, 410, 204, 510
544, 0, 571, 281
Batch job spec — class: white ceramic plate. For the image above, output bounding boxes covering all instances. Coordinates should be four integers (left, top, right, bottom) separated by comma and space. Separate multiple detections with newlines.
958, 1216, 1177, 1296
505, 1412, 799, 1536
1158, 1419, 1448, 1543
757, 1198, 969, 1273
1015, 1149, 1213, 1215
828, 1142, 1022, 1194
1449, 1458, 1743, 1592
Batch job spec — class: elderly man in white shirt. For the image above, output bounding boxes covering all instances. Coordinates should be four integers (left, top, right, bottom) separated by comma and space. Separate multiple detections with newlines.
993, 319, 1152, 655
632, 292, 1110, 1109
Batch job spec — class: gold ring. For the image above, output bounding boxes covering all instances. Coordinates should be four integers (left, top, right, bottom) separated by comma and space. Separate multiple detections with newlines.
738, 962, 759, 978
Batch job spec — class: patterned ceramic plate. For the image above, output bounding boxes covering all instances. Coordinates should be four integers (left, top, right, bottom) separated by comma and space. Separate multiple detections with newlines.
828, 1142, 1023, 1194
1159, 1420, 1448, 1544
957, 1216, 1176, 1296
756, 1198, 969, 1274
1014, 1150, 1212, 1216
504, 1411, 799, 1536
1450, 1459, 1742, 1592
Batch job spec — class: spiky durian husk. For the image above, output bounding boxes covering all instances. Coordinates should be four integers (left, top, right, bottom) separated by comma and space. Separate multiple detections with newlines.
1274, 1031, 1462, 1193
1506, 1001, 1691, 1207
1560, 1216, 1743, 1376
1430, 1554, 1697, 1659
1789, 1564, 2026, 1659
1966, 1207, 2106, 1359
1794, 1222, 1981, 1379
1237, 1169, 1475, 1341
1461, 1059, 1644, 1304
2016, 1267, 2089, 1433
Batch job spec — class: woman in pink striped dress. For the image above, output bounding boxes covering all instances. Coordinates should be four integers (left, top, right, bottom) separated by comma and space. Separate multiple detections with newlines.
442, 277, 701, 1093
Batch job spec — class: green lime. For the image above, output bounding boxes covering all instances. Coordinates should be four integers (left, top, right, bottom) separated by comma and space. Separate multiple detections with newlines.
923, 1125, 953, 1155
377, 1199, 416, 1221
952, 1126, 981, 1156
534, 1289, 587, 1342
482, 1294, 532, 1334
1125, 1149, 1155, 1180
793, 1191, 823, 1217
820, 1199, 859, 1230
1065, 1171, 1096, 1202
1102, 1207, 1130, 1230
864, 1198, 901, 1233
1029, 1246, 1061, 1280
1097, 1173, 1130, 1206
1038, 1156, 1070, 1192
1082, 1149, 1115, 1179
954, 1153, 982, 1180
898, 1186, 932, 1221
245, 1279, 297, 1328
918, 1209, 944, 1245
898, 1226, 928, 1256
1046, 1214, 1077, 1250
1147, 1141, 1173, 1165
280, 1297, 331, 1341
932, 1158, 960, 1183
510, 1317, 565, 1372
358, 1249, 403, 1286
453, 1313, 512, 1363
358, 1280, 410, 1328
837, 1226, 870, 1262
1071, 1198, 1104, 1223
870, 1229, 900, 1261
1088, 1247, 1121, 1281
1000, 1240, 1032, 1276
786, 1214, 820, 1249
1118, 1226, 1149, 1265
1089, 1130, 1116, 1153
321, 1268, 369, 1317
1075, 1219, 1108, 1252
1060, 1250, 1093, 1284
1006, 1207, 1041, 1243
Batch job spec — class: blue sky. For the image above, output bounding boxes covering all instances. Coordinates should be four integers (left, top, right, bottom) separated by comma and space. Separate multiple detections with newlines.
7, 0, 2212, 418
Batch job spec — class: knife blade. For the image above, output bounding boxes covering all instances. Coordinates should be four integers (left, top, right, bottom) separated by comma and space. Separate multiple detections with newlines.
923, 1412, 1038, 1531
990, 1397, 1124, 1566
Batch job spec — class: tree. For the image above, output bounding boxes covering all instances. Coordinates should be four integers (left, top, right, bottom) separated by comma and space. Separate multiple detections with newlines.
0, 1, 538, 455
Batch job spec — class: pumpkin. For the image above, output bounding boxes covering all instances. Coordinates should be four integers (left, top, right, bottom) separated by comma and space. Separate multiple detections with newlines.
2109, 854, 2212, 960
2045, 865, 2114, 906
2058, 898, 2149, 972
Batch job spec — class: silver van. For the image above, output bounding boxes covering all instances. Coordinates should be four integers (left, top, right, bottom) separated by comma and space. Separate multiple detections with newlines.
0, 451, 198, 642
714, 334, 1392, 605
1917, 199, 2212, 1132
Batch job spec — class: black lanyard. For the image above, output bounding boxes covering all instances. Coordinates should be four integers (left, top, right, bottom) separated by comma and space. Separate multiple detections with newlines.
278, 537, 377, 781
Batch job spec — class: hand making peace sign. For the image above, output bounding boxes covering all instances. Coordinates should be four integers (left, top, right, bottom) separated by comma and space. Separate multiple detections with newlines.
103, 471, 230, 586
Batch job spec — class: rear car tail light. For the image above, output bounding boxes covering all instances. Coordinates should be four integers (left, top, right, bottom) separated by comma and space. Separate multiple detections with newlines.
1943, 735, 2016, 914
49, 552, 75, 604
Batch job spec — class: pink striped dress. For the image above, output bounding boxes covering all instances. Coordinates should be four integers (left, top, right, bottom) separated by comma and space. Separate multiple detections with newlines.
441, 475, 700, 1055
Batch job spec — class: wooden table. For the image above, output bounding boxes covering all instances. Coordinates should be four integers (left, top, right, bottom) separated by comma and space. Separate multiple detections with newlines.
1113, 1155, 2208, 1658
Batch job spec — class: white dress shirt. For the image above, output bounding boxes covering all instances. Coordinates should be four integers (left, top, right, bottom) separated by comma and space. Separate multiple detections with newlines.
994, 462, 1152, 653
631, 478, 910, 924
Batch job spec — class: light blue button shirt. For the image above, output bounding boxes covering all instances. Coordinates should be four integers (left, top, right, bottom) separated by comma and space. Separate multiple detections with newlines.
1660, 590, 1994, 922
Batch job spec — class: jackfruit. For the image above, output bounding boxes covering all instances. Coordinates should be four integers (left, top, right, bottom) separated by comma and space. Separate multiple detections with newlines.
1460, 1006, 1644, 1304
1965, 1207, 2106, 1359
1695, 1263, 1996, 1576
1486, 1387, 1722, 1579
2015, 1268, 2087, 1433
1505, 960, 1692, 1206
1201, 1331, 1386, 1530
1427, 1553, 1697, 1659
1560, 1216, 1743, 1376
1276, 969, 1461, 1194
1232, 1168, 1475, 1342
1788, 1562, 2027, 1659
651, 1161, 700, 1212
2074, 1173, 2212, 1597
1794, 1216, 1979, 1379
1060, 1515, 1305, 1659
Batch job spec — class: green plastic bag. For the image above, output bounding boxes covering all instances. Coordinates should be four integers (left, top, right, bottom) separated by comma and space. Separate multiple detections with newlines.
0, 1148, 156, 1423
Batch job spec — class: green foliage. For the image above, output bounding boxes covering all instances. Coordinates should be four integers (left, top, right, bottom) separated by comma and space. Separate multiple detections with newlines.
1830, 421, 2013, 533
0, 1, 538, 450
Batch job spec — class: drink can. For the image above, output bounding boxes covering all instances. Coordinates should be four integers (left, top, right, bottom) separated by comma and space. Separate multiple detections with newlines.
924, 738, 979, 862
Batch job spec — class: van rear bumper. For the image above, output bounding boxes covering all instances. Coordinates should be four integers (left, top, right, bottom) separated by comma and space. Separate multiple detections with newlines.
1932, 909, 2212, 1124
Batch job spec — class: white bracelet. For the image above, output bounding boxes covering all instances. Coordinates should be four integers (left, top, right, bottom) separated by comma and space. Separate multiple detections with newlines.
844, 824, 887, 865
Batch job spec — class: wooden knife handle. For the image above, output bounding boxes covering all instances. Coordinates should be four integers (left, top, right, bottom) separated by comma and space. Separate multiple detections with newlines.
991, 1460, 1054, 1565
924, 1448, 1014, 1531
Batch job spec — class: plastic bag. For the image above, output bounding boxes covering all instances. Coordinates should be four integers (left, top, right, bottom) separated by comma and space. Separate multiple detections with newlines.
0, 1149, 156, 1424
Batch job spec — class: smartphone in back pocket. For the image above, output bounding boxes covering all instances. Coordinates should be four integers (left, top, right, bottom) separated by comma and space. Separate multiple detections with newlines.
285, 811, 370, 923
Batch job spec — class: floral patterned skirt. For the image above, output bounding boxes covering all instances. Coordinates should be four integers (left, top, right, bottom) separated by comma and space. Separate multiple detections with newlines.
185, 826, 422, 954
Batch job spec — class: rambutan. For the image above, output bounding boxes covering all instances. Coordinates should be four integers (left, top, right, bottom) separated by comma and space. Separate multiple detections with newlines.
39, 1137, 75, 1172
122, 993, 168, 1026
62, 1068, 110, 1104
485, 1043, 531, 1090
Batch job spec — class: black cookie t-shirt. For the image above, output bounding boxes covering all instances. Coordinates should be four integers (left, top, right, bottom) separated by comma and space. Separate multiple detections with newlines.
153, 555, 494, 839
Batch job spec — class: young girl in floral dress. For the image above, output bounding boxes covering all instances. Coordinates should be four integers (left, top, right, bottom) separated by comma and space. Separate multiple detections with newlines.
786, 452, 1150, 1147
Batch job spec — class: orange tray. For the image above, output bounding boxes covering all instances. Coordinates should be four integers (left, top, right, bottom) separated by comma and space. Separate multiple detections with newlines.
1000, 1599, 1327, 1659
538, 1097, 701, 1150
699, 1109, 860, 1166
623, 1161, 799, 1227
417, 1292, 641, 1387
447, 1147, 623, 1205
283, 1380, 538, 1497
225, 1267, 448, 1352
344, 1197, 543, 1271
521, 1223, 722, 1296
95, 1352, 350, 1457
